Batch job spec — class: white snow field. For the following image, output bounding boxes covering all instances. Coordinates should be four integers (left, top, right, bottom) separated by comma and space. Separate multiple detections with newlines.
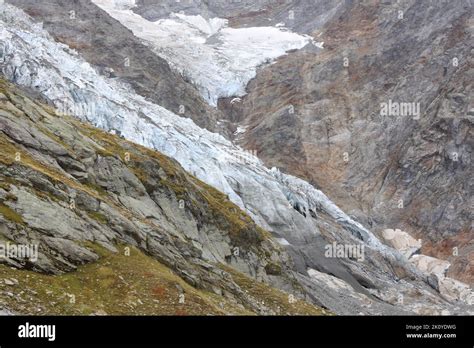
92, 0, 316, 106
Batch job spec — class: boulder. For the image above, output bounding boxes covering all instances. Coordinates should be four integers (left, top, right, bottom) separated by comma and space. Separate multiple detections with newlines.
382, 229, 421, 258
409, 254, 451, 277
438, 277, 474, 305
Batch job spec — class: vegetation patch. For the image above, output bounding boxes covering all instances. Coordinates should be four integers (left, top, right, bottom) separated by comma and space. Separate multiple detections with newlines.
86, 211, 108, 225
0, 203, 24, 225
0, 245, 251, 315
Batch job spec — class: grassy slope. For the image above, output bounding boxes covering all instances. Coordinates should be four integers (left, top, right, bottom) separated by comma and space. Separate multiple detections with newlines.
0, 245, 328, 315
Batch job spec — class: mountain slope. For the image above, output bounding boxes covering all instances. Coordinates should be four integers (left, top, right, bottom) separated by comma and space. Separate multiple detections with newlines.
0, 2, 472, 315
0, 78, 329, 315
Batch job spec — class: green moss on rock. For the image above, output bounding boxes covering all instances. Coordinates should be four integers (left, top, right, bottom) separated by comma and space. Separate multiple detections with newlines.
0, 203, 24, 225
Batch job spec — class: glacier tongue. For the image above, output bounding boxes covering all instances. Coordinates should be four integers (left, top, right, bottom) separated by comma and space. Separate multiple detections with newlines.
91, 0, 315, 106
0, 2, 384, 251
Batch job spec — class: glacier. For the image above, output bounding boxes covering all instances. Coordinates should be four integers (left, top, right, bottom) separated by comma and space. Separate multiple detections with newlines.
1, 3, 472, 315
92, 0, 316, 106
0, 2, 383, 252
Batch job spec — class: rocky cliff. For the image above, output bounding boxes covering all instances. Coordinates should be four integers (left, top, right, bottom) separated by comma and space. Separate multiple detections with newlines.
215, 0, 473, 285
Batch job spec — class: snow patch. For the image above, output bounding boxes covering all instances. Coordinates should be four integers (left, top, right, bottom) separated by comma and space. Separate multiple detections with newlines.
276, 238, 291, 246
91, 0, 316, 106
234, 125, 248, 136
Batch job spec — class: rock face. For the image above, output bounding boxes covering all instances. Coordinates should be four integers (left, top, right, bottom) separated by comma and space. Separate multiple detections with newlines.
411, 256, 473, 306
213, 0, 473, 285
438, 277, 474, 305
0, 1, 472, 315
383, 228, 473, 306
